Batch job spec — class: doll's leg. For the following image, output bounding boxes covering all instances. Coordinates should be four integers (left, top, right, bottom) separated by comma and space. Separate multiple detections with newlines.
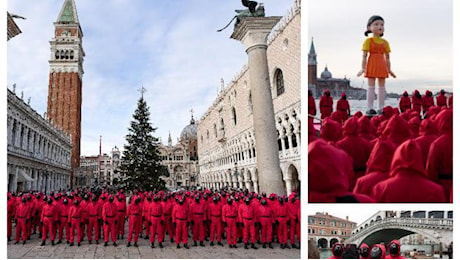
367, 78, 376, 110
377, 78, 386, 110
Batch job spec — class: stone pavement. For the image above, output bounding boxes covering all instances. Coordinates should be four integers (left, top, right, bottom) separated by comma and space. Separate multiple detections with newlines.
7, 233, 300, 259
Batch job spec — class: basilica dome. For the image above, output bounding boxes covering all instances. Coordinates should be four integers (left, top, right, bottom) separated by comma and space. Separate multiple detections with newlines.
320, 66, 332, 79
180, 116, 197, 141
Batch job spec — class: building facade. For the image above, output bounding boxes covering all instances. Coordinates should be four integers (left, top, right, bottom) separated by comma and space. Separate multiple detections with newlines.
46, 0, 84, 188
159, 116, 199, 190
77, 146, 122, 187
197, 1, 301, 195
308, 40, 366, 99
7, 88, 72, 193
308, 212, 357, 249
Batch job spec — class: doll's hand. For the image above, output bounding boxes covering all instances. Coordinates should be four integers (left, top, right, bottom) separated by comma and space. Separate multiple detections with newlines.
357, 69, 365, 77
389, 71, 396, 78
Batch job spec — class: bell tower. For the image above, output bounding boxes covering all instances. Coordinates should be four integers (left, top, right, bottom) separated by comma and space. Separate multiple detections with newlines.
47, 0, 84, 188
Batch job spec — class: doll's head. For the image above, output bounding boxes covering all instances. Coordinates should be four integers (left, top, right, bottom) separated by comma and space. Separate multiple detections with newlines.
365, 15, 384, 37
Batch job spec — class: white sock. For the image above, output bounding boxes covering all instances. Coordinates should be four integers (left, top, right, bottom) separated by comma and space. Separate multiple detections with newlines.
377, 87, 386, 110
367, 86, 375, 111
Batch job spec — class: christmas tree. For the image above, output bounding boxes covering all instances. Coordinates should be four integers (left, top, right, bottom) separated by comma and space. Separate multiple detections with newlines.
119, 93, 167, 191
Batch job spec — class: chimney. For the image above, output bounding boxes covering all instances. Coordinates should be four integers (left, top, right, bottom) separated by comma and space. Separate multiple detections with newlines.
346, 216, 349, 221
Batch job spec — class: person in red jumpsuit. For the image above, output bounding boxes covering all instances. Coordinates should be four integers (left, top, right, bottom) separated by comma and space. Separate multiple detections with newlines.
308, 89, 317, 117
320, 117, 343, 144
386, 240, 405, 259
103, 196, 118, 247
127, 196, 142, 247
14, 197, 30, 244
115, 195, 126, 240
142, 196, 152, 239
208, 196, 224, 246
448, 93, 453, 108
222, 197, 238, 248
359, 243, 370, 259
381, 114, 411, 148
399, 91, 411, 112
319, 89, 334, 119
337, 116, 372, 189
162, 195, 174, 243
353, 139, 395, 197
7, 193, 16, 242
413, 118, 438, 166
87, 196, 101, 244
40, 198, 57, 246
79, 194, 89, 243
411, 90, 422, 113
68, 199, 82, 246
426, 108, 453, 202
274, 196, 290, 249
421, 90, 434, 114
148, 195, 164, 248
172, 197, 190, 249
329, 243, 344, 259
190, 195, 207, 247
336, 92, 351, 123
25, 195, 34, 240
31, 194, 41, 236
257, 199, 274, 249
238, 197, 257, 249
357, 115, 376, 141
309, 139, 375, 203
288, 195, 300, 249
372, 139, 446, 202
436, 89, 447, 107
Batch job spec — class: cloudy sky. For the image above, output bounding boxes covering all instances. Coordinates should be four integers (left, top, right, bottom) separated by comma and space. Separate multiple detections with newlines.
309, 0, 453, 94
7, 0, 294, 156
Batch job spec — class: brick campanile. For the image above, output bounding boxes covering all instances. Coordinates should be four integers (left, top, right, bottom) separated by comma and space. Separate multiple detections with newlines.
47, 0, 84, 188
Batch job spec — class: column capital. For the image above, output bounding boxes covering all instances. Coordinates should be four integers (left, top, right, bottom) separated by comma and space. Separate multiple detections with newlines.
231, 17, 282, 51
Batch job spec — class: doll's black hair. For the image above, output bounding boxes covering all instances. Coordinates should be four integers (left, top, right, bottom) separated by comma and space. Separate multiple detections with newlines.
364, 15, 384, 37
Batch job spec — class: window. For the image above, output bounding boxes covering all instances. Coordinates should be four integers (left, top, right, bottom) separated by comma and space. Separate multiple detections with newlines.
231, 107, 237, 125
275, 69, 285, 96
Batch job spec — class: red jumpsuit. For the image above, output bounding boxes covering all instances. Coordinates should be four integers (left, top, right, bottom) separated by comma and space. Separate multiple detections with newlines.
127, 201, 142, 243
422, 91, 435, 113
116, 199, 127, 238
399, 93, 411, 112
426, 109, 453, 202
372, 139, 446, 202
25, 198, 34, 239
148, 200, 164, 244
41, 202, 58, 242
162, 198, 174, 242
413, 119, 438, 166
102, 201, 118, 243
353, 139, 395, 197
336, 98, 350, 123
32, 197, 42, 235
222, 202, 238, 246
238, 202, 256, 244
207, 201, 223, 243
79, 199, 89, 242
142, 199, 152, 237
319, 93, 333, 119
320, 117, 343, 143
357, 116, 376, 141
190, 200, 207, 243
68, 203, 82, 244
274, 201, 289, 245
288, 199, 300, 246
7, 196, 16, 240
172, 202, 189, 245
411, 91, 422, 113
87, 200, 101, 243
359, 243, 371, 259
257, 203, 274, 244
386, 240, 405, 259
308, 95, 317, 116
436, 93, 447, 107
448, 94, 453, 108
15, 200, 30, 243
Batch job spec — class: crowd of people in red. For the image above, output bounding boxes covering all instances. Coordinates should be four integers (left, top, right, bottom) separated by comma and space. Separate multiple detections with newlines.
7, 187, 300, 250
308, 89, 453, 203
328, 240, 405, 259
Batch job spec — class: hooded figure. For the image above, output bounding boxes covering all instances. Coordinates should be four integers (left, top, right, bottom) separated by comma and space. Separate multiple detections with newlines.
426, 109, 453, 201
336, 92, 351, 123
411, 90, 422, 113
353, 139, 395, 197
357, 115, 377, 141
370, 244, 386, 259
320, 118, 343, 144
359, 243, 371, 259
386, 240, 404, 259
407, 116, 421, 138
329, 243, 344, 259
308, 89, 317, 116
421, 90, 435, 113
320, 89, 334, 119
413, 119, 438, 166
309, 139, 375, 203
308, 118, 318, 144
372, 139, 446, 202
381, 114, 411, 148
436, 89, 447, 107
337, 117, 373, 189
399, 91, 411, 112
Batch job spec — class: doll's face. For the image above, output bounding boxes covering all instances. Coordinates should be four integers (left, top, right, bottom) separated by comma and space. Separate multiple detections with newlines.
368, 19, 384, 36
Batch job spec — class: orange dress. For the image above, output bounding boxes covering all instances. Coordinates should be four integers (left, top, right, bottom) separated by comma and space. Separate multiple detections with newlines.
362, 36, 391, 78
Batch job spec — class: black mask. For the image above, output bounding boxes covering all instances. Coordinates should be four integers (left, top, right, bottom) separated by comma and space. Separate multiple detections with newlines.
48, 199, 53, 205
109, 196, 114, 203
74, 200, 79, 206
118, 197, 123, 202
360, 247, 370, 258
147, 197, 152, 202
333, 244, 343, 257
261, 199, 267, 206
326, 92, 330, 97
279, 197, 284, 204
291, 197, 296, 203
227, 199, 233, 205
213, 197, 218, 203
92, 197, 97, 202
178, 200, 184, 205
63, 199, 68, 205
403, 93, 408, 97
163, 196, 167, 202
195, 197, 200, 203
389, 243, 399, 255
370, 247, 382, 259
135, 198, 141, 204
244, 198, 250, 205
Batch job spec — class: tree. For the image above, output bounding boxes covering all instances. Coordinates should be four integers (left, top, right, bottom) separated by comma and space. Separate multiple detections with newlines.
119, 96, 167, 191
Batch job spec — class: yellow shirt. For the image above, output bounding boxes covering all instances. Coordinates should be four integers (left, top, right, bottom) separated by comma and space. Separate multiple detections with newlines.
362, 36, 391, 53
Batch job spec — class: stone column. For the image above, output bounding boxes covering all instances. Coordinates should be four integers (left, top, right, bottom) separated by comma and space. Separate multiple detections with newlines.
231, 16, 284, 195
284, 178, 292, 195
